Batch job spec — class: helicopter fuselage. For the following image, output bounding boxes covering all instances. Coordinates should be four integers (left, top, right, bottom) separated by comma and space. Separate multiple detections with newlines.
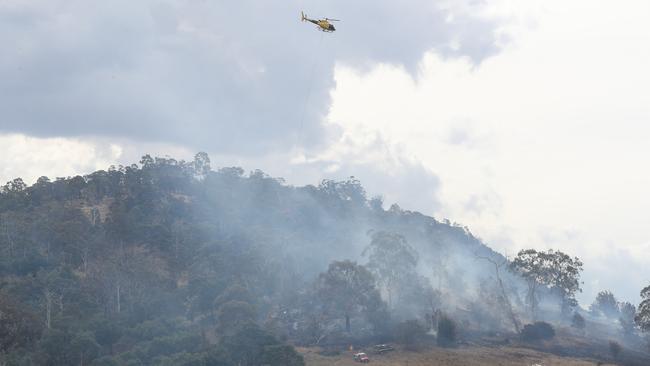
317, 20, 336, 32
305, 18, 335, 32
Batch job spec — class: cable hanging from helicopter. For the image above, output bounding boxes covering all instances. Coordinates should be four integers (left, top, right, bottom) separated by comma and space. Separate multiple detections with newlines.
301, 11, 340, 32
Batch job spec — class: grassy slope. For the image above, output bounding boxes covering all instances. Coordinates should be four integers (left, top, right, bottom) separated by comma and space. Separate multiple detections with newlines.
300, 346, 615, 366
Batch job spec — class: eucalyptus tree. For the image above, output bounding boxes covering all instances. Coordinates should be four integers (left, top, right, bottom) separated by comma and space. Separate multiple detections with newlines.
315, 260, 382, 333
511, 249, 583, 316
362, 231, 419, 309
591, 290, 619, 318
635, 285, 650, 332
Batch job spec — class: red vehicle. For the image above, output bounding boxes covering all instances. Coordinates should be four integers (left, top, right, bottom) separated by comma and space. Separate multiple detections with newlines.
353, 352, 370, 363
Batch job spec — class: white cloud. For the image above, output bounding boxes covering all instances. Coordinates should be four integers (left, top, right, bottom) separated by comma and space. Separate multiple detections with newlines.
0, 133, 200, 185
0, 0, 505, 155
0, 134, 122, 184
324, 0, 650, 303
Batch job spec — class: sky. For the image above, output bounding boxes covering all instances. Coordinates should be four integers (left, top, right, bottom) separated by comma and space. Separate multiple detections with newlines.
1, 0, 649, 305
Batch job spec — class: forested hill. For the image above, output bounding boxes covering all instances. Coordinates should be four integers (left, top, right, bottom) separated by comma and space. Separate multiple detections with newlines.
0, 153, 506, 365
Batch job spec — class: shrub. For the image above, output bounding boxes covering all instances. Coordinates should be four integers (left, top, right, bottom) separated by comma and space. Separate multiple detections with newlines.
437, 315, 457, 346
609, 341, 622, 360
261, 344, 305, 366
521, 322, 555, 342
571, 313, 586, 331
395, 320, 426, 348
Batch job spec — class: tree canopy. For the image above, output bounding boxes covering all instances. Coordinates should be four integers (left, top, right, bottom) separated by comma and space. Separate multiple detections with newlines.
0, 152, 597, 364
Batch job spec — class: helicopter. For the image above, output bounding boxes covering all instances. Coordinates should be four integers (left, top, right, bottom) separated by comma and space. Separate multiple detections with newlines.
301, 11, 339, 32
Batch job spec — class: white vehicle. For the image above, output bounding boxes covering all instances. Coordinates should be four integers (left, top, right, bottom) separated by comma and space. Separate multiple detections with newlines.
353, 352, 370, 363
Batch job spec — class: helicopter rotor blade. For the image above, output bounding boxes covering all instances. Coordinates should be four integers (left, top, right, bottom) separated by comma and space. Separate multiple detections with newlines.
326, 18, 341, 21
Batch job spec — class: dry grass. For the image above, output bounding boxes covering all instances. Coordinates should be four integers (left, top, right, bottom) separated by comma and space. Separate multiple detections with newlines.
299, 345, 615, 366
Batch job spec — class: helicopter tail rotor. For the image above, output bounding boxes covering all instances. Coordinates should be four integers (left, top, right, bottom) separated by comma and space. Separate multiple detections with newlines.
301, 11, 306, 21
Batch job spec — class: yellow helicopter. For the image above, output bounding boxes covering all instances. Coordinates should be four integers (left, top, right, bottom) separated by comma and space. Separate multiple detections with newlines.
301, 11, 339, 32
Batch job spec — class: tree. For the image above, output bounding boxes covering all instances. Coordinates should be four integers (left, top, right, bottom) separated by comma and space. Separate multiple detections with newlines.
2, 178, 27, 194
609, 340, 622, 360
261, 344, 305, 366
220, 323, 277, 366
510, 249, 583, 315
317, 177, 366, 205
476, 253, 520, 333
544, 250, 583, 313
216, 301, 257, 336
139, 154, 155, 168
38, 328, 75, 366
192, 152, 211, 178
431, 243, 450, 293
395, 320, 427, 349
94, 319, 123, 355
0, 295, 42, 351
510, 249, 547, 318
362, 231, 418, 309
36, 268, 76, 330
571, 312, 586, 334
70, 331, 100, 366
396, 273, 440, 321
316, 260, 383, 333
437, 315, 457, 346
636, 285, 650, 332
590, 290, 619, 318
521, 322, 555, 342
619, 302, 636, 336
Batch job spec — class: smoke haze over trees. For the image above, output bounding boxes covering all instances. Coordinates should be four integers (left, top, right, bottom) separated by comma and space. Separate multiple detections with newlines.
0, 153, 649, 364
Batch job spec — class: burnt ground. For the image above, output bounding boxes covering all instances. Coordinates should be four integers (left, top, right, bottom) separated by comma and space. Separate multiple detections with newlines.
300, 326, 650, 366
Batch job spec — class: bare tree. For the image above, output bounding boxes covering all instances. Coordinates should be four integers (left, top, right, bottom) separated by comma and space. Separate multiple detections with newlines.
475, 252, 521, 333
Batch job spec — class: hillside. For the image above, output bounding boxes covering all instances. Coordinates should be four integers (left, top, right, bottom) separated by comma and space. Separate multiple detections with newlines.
0, 153, 648, 365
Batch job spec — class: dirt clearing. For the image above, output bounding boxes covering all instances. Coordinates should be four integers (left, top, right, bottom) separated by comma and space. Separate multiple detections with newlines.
300, 346, 616, 366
